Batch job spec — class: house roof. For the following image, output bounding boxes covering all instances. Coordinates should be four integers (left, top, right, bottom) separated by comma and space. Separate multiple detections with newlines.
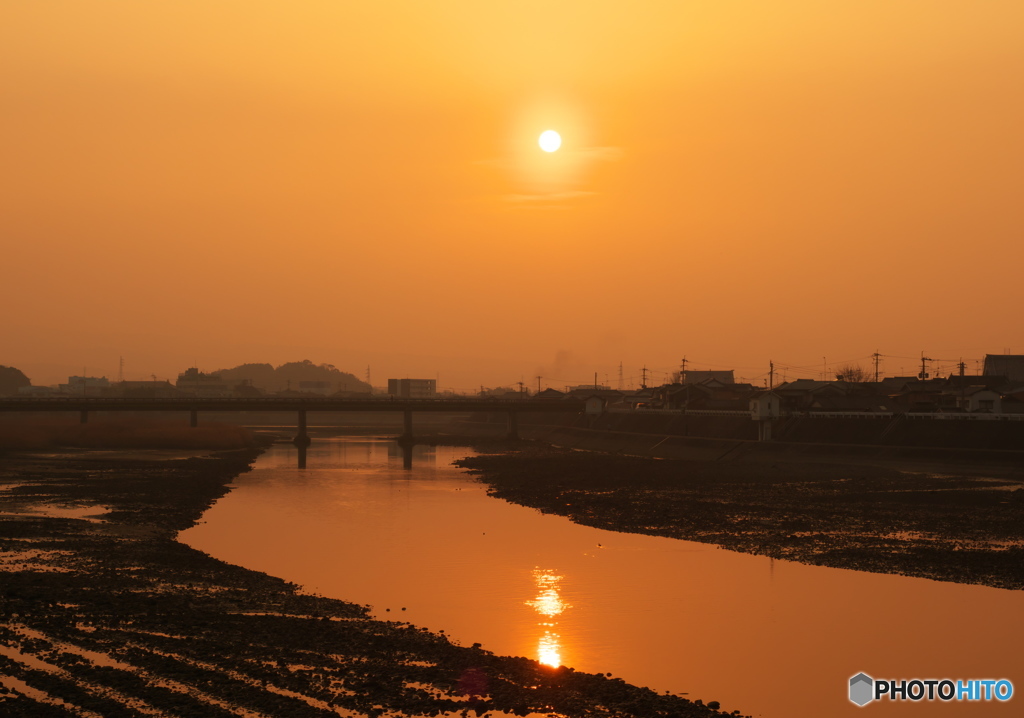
568, 389, 624, 400
944, 374, 1008, 391
683, 370, 735, 385
774, 380, 845, 394
950, 386, 1001, 397
878, 376, 920, 392
983, 355, 1024, 383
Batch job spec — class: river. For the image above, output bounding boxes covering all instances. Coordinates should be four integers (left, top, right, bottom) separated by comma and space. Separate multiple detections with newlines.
179, 437, 1024, 718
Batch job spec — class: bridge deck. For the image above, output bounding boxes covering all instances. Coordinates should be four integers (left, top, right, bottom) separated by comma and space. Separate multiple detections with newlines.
0, 397, 584, 413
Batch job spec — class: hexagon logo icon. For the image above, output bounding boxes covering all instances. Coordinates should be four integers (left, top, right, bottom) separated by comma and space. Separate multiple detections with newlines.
850, 673, 874, 706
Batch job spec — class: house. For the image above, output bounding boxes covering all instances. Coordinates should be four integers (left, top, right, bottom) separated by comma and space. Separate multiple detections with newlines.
584, 395, 608, 415
655, 380, 756, 410
533, 388, 566, 400
809, 395, 896, 412
877, 376, 922, 394
773, 379, 846, 410
943, 386, 1002, 413
944, 373, 1008, 393
750, 392, 781, 419
1000, 390, 1024, 414
682, 370, 735, 385
621, 388, 655, 409
888, 379, 954, 412
566, 388, 624, 404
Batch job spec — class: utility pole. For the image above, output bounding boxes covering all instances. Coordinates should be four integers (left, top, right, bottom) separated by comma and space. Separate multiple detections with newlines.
769, 361, 774, 390
536, 375, 542, 394
118, 356, 124, 384
918, 352, 932, 380
959, 359, 966, 409
872, 351, 881, 382
641, 366, 648, 389
618, 362, 624, 391
594, 371, 599, 390
517, 380, 525, 396
680, 356, 687, 384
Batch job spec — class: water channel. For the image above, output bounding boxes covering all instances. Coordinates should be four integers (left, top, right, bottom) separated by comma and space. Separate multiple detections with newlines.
179, 438, 1024, 718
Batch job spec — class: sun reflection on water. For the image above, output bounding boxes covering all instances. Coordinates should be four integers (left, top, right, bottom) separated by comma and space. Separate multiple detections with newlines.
526, 569, 572, 667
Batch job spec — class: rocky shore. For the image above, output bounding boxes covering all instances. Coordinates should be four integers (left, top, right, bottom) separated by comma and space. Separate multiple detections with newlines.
455, 443, 1024, 591
0, 446, 738, 718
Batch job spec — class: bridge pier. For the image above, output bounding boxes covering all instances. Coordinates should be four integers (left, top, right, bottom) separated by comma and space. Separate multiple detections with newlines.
190, 409, 198, 428
80, 410, 88, 424
399, 409, 414, 445
507, 411, 519, 440
293, 409, 312, 449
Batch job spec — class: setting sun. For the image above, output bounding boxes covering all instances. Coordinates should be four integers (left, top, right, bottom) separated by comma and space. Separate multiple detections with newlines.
538, 130, 561, 152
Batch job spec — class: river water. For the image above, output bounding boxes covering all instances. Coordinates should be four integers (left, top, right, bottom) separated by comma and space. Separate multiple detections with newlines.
179, 438, 1024, 718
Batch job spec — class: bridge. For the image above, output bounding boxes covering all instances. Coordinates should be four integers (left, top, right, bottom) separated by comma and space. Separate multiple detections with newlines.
0, 396, 585, 446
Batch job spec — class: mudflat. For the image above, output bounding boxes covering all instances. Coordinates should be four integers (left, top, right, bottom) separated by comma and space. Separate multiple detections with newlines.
0, 448, 735, 718
456, 444, 1024, 590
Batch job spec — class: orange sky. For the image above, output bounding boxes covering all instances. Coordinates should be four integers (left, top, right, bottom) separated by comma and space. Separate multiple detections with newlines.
3, 1, 1023, 391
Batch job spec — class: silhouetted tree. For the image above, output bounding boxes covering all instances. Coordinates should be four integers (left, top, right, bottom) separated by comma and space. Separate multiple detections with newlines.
834, 364, 872, 383
0, 366, 31, 396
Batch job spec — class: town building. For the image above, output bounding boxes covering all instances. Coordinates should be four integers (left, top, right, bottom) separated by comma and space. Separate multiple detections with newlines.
983, 355, 1024, 384
59, 376, 110, 396
297, 381, 332, 396
388, 378, 437, 398
176, 368, 229, 397
117, 380, 181, 398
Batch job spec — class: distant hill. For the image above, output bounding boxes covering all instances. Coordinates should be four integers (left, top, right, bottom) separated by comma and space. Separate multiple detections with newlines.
0, 366, 30, 396
213, 360, 371, 394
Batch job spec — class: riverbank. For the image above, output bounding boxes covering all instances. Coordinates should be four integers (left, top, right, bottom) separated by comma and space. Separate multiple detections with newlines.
454, 435, 1024, 591
0, 447, 737, 717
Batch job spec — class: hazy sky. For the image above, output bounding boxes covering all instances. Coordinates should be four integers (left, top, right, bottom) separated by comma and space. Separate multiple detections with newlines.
4, 2, 1023, 390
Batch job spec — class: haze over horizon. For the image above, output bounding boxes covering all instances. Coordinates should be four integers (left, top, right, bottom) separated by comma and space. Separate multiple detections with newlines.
4, 2, 1023, 391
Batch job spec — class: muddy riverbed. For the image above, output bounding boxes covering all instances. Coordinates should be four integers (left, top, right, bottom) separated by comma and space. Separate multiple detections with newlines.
0, 447, 735, 718
455, 444, 1024, 590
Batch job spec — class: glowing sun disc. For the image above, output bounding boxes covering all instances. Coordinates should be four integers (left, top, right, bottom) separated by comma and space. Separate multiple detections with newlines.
539, 130, 561, 152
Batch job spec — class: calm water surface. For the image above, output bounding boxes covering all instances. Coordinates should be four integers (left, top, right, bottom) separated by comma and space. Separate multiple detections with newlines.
180, 439, 1024, 718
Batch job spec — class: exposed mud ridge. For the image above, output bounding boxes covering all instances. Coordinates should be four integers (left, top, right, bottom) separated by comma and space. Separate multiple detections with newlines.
455, 445, 1024, 591
0, 449, 739, 718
